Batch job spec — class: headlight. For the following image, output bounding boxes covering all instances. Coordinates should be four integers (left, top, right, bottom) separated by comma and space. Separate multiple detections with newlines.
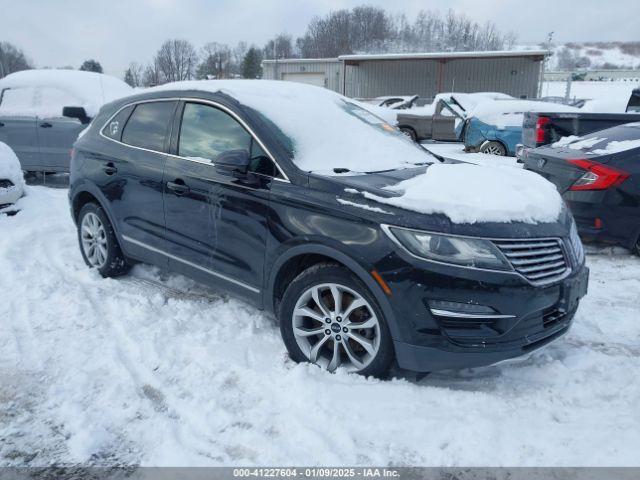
382, 225, 511, 271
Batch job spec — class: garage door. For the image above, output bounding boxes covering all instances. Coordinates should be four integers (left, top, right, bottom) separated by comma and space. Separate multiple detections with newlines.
282, 73, 326, 88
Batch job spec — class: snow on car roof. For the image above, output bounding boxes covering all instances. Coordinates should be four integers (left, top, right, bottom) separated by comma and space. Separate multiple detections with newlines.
0, 69, 132, 117
363, 162, 563, 224
152, 80, 434, 175
469, 99, 579, 128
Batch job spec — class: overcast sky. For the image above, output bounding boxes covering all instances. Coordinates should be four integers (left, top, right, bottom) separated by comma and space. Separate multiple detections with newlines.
2, 0, 638, 76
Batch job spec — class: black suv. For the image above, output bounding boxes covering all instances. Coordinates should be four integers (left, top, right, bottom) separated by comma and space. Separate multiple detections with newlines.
69, 81, 589, 377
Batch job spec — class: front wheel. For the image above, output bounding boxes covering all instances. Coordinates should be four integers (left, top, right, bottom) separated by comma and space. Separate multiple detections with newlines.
279, 264, 394, 377
479, 141, 507, 156
77, 203, 130, 277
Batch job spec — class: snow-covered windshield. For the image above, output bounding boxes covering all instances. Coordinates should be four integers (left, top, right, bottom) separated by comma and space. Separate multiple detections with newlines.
153, 80, 434, 175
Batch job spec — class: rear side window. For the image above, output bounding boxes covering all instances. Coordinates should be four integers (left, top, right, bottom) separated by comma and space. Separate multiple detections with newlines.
121, 101, 176, 151
0, 87, 37, 116
101, 105, 134, 141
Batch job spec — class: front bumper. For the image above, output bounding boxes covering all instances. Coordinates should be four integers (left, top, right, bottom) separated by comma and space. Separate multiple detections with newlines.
385, 263, 589, 372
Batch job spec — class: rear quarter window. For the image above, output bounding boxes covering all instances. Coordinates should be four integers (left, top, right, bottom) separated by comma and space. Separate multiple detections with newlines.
121, 101, 177, 151
101, 105, 134, 141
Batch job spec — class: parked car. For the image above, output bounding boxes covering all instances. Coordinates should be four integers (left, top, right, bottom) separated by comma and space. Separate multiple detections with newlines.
0, 69, 132, 173
627, 88, 640, 112
458, 101, 580, 156
523, 123, 640, 254
0, 141, 25, 214
69, 80, 588, 376
397, 92, 513, 142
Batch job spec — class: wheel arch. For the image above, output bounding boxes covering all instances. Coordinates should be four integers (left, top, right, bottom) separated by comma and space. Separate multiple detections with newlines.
70, 184, 118, 234
266, 243, 401, 339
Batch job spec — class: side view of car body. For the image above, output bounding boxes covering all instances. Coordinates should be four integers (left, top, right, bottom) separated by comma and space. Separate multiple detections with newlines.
69, 81, 588, 376
524, 123, 640, 254
0, 69, 132, 173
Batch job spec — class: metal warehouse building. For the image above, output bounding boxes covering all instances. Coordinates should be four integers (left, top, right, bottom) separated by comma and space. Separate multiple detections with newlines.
262, 50, 547, 100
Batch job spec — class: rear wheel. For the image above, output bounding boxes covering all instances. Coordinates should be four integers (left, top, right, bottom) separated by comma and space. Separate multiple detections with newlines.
480, 141, 507, 156
279, 264, 394, 377
399, 127, 418, 142
633, 235, 640, 256
77, 203, 130, 277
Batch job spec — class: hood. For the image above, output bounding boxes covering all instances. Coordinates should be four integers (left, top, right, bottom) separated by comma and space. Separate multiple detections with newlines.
309, 164, 572, 239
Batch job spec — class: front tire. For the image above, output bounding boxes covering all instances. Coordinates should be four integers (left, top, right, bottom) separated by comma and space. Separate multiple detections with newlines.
77, 203, 130, 277
279, 263, 394, 377
479, 141, 507, 156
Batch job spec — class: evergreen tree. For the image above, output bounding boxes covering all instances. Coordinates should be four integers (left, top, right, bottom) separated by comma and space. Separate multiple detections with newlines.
79, 59, 103, 73
242, 47, 262, 79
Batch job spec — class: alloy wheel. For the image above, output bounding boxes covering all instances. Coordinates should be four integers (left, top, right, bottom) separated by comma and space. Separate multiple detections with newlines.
80, 212, 108, 268
292, 283, 381, 372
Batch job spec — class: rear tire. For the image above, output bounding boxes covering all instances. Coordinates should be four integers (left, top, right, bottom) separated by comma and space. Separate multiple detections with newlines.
479, 141, 507, 156
279, 263, 394, 377
77, 203, 130, 277
399, 127, 418, 142
633, 235, 640, 256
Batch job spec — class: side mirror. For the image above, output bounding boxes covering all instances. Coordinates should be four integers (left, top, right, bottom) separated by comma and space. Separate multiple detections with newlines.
62, 106, 90, 124
214, 149, 251, 174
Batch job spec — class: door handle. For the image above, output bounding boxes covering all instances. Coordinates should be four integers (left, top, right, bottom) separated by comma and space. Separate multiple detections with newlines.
166, 180, 190, 196
39, 122, 53, 128
103, 162, 118, 175
0, 122, 5, 127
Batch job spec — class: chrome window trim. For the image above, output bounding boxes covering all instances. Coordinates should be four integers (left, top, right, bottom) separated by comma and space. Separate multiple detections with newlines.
98, 96, 290, 182
380, 223, 572, 286
121, 235, 260, 294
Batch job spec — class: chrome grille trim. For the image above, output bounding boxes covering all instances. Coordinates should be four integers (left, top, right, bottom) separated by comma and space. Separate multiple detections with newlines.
492, 237, 570, 286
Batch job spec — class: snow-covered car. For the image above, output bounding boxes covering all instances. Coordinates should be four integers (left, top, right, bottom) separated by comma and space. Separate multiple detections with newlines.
0, 69, 132, 173
0, 141, 25, 213
458, 100, 580, 156
396, 92, 515, 142
69, 80, 589, 377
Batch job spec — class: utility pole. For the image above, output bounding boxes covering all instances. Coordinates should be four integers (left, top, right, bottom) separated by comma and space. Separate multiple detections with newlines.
538, 31, 554, 98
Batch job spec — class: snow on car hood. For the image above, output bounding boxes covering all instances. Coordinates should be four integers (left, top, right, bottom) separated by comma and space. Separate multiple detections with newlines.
0, 141, 25, 188
0, 70, 132, 118
363, 163, 563, 224
470, 100, 579, 128
152, 80, 434, 174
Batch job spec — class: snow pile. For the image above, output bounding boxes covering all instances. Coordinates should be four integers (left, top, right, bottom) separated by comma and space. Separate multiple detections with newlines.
2, 187, 640, 466
0, 142, 24, 189
592, 139, 640, 155
470, 100, 579, 128
0, 70, 132, 118
364, 163, 562, 224
153, 80, 433, 174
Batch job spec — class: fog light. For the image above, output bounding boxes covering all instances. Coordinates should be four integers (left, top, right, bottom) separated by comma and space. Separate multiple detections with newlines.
427, 300, 515, 319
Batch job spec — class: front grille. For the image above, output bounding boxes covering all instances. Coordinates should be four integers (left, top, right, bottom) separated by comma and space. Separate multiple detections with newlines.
0, 179, 15, 189
493, 238, 570, 286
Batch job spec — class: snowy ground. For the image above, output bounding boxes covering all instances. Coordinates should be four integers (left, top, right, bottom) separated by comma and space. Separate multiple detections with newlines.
1, 186, 640, 467
422, 142, 522, 167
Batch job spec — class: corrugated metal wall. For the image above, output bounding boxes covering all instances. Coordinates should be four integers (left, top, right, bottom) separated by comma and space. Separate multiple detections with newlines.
262, 60, 343, 92
343, 56, 542, 99
264, 56, 543, 99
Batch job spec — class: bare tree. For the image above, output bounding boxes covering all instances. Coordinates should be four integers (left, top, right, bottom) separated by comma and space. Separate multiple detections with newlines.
155, 39, 198, 83
198, 42, 229, 79
0, 41, 32, 78
142, 59, 162, 87
124, 62, 143, 87
263, 33, 295, 59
